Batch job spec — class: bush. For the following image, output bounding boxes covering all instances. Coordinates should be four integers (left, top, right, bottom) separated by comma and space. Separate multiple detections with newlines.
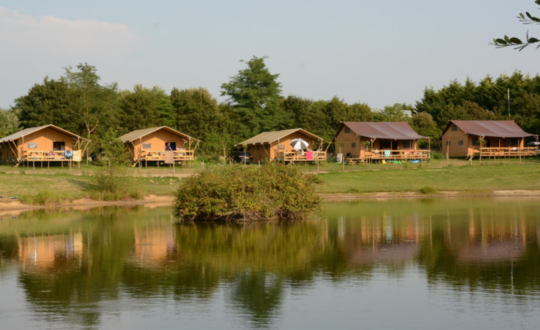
418, 186, 437, 195
431, 152, 444, 160
91, 165, 144, 200
19, 191, 71, 205
173, 163, 323, 221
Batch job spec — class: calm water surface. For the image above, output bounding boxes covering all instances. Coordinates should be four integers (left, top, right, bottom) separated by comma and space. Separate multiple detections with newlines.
1, 198, 540, 329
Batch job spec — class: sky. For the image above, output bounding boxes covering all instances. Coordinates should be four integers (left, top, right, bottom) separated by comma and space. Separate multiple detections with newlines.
0, 0, 538, 110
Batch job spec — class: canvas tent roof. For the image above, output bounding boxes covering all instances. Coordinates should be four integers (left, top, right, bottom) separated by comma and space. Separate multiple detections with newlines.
443, 120, 535, 138
338, 122, 426, 140
236, 128, 326, 146
119, 126, 199, 143
0, 124, 88, 143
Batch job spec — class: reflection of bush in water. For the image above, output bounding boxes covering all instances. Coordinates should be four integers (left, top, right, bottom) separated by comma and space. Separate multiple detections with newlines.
175, 221, 331, 275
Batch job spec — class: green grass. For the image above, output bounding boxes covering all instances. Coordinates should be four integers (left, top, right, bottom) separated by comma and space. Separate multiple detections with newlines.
318, 162, 540, 193
1, 158, 540, 205
0, 170, 181, 205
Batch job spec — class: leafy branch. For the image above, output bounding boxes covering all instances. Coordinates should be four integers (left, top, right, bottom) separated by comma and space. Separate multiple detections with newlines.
492, 0, 540, 51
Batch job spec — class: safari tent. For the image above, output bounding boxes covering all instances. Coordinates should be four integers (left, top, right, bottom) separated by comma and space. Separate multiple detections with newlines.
334, 122, 430, 163
0, 124, 89, 167
120, 126, 200, 167
441, 120, 538, 158
236, 128, 329, 163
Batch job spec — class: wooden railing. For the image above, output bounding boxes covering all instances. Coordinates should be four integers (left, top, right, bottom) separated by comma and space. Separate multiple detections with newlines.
23, 150, 80, 161
139, 150, 195, 161
365, 149, 430, 160
475, 147, 538, 157
280, 151, 327, 162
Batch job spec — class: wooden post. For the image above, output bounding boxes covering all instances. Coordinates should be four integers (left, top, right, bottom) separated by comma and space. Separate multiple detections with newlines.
202, 161, 205, 170
446, 140, 449, 166
317, 160, 319, 173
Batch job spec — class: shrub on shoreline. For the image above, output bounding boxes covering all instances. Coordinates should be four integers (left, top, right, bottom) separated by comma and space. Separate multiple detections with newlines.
173, 163, 323, 221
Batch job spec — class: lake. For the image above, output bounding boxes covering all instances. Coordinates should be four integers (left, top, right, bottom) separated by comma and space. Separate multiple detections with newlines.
1, 198, 540, 329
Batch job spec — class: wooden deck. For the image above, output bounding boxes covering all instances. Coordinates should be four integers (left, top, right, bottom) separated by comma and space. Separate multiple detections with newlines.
17, 150, 82, 168
137, 150, 195, 167
366, 149, 430, 161
280, 151, 327, 162
475, 147, 538, 158
23, 150, 75, 161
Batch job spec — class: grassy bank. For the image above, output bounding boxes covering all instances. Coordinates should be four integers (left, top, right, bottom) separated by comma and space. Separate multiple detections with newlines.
1, 158, 540, 206
0, 171, 180, 205
318, 163, 540, 193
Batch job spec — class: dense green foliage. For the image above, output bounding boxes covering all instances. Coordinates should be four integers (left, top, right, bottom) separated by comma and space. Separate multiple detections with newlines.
3, 57, 540, 160
0, 107, 19, 137
173, 163, 323, 221
416, 72, 540, 134
221, 56, 288, 139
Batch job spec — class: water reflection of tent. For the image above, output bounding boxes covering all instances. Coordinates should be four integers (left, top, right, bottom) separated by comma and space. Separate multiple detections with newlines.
17, 233, 83, 271
349, 244, 418, 264
455, 242, 524, 263
132, 227, 178, 266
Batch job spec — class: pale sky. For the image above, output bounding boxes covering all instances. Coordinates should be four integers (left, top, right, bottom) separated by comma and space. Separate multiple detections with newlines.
0, 0, 538, 109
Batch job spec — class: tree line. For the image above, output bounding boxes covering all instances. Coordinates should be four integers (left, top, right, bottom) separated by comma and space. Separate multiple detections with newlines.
1, 57, 539, 157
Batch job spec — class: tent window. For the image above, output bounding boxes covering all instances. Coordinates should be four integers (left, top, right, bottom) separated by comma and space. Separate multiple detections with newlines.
352, 142, 356, 148
53, 142, 65, 151
265, 144, 270, 150
403, 140, 412, 149
257, 145, 260, 150
472, 139, 480, 146
27, 142, 37, 149
451, 125, 458, 131
458, 140, 463, 146
509, 138, 519, 146
344, 127, 350, 133
380, 141, 392, 149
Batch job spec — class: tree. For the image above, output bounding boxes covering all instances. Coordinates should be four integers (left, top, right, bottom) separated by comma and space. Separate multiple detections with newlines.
347, 103, 374, 122
324, 97, 349, 129
13, 78, 77, 132
98, 128, 131, 166
376, 103, 411, 122
409, 112, 441, 148
438, 101, 496, 126
153, 86, 176, 128
513, 92, 540, 133
281, 95, 312, 129
492, 0, 540, 51
61, 63, 120, 140
0, 107, 19, 138
221, 56, 287, 139
119, 84, 162, 133
171, 87, 223, 139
